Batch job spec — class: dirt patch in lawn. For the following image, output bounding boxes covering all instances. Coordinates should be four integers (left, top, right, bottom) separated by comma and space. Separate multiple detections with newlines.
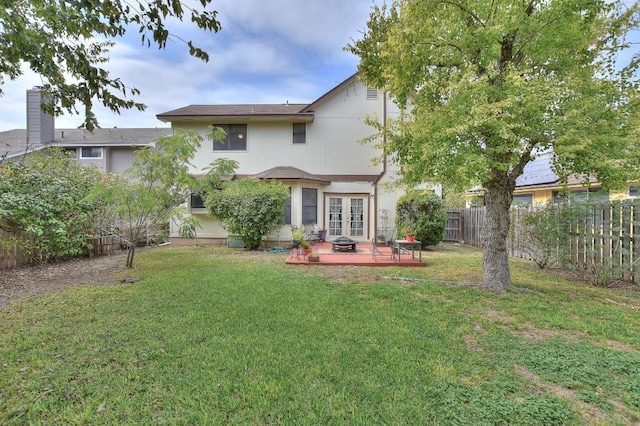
0, 251, 129, 309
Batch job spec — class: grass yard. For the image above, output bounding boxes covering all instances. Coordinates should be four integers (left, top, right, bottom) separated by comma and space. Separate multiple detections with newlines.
1, 244, 639, 425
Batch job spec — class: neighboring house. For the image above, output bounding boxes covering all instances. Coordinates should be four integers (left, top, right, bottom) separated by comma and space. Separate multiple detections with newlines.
157, 74, 415, 244
467, 151, 637, 206
0, 87, 170, 173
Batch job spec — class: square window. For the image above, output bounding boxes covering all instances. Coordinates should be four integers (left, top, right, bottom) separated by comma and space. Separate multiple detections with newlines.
80, 147, 103, 159
190, 193, 206, 209
213, 124, 247, 151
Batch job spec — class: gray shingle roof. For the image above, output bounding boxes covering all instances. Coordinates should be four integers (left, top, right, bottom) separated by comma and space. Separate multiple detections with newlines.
1, 128, 170, 159
157, 104, 313, 122
253, 166, 331, 184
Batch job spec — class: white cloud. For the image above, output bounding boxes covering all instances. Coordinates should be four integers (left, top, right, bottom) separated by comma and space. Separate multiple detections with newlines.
0, 0, 375, 130
216, 0, 371, 53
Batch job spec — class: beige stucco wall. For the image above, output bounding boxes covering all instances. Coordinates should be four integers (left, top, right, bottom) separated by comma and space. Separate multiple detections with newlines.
168, 79, 409, 243
175, 81, 390, 178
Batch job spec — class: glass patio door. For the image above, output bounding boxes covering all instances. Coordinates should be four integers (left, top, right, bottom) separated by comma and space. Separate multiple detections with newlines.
327, 196, 367, 239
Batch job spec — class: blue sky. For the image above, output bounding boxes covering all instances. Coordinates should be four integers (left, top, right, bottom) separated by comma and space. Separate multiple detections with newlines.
0, 0, 376, 131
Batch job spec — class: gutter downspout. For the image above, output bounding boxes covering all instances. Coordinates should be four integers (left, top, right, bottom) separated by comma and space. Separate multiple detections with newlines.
373, 91, 388, 237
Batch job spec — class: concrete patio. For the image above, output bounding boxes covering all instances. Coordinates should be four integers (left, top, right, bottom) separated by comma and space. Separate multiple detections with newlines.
285, 241, 426, 267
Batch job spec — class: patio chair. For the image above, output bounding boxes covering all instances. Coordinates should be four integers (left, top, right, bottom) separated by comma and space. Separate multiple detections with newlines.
304, 224, 320, 244
372, 227, 395, 259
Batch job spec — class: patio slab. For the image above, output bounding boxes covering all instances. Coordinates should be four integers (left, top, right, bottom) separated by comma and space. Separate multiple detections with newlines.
285, 242, 425, 267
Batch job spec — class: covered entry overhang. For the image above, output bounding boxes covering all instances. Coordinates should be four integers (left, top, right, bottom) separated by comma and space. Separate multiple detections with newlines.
251, 167, 381, 242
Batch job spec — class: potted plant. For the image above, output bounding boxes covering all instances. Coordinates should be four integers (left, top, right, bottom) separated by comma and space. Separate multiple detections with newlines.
299, 240, 312, 254
291, 227, 306, 248
403, 226, 416, 242
317, 227, 327, 242
308, 249, 320, 262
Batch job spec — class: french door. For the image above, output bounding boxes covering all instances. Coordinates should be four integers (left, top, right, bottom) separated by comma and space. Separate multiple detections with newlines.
327, 196, 368, 240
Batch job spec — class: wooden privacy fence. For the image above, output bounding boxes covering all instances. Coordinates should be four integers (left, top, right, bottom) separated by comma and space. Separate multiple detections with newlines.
0, 228, 126, 271
446, 200, 640, 283
445, 208, 485, 247
0, 229, 31, 270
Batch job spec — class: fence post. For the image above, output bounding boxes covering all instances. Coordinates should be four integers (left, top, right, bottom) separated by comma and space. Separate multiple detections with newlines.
622, 201, 632, 281
633, 200, 640, 284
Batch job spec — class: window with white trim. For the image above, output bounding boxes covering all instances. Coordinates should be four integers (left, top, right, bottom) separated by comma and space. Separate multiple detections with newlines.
366, 87, 378, 100
512, 194, 533, 205
292, 123, 306, 144
213, 124, 247, 151
302, 188, 317, 224
283, 187, 292, 224
190, 193, 206, 209
80, 147, 103, 159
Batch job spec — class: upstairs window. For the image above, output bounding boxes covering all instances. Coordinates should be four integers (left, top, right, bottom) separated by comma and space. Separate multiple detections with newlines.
293, 123, 306, 144
80, 147, 103, 159
629, 185, 640, 198
366, 87, 378, 100
213, 124, 247, 151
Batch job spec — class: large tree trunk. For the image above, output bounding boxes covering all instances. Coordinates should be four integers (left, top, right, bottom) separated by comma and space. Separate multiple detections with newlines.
482, 184, 513, 293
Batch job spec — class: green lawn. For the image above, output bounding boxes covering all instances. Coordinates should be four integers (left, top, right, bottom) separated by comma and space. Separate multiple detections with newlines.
1, 245, 639, 425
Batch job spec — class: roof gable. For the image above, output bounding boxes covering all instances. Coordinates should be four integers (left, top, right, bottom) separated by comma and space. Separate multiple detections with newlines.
302, 73, 359, 112
253, 166, 331, 184
156, 73, 362, 123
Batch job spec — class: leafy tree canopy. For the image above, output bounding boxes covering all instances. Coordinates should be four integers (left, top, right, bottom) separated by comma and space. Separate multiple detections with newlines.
0, 0, 221, 130
96, 128, 237, 267
348, 0, 640, 292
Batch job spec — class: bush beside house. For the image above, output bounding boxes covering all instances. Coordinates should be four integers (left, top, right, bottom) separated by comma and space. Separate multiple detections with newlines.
396, 190, 447, 247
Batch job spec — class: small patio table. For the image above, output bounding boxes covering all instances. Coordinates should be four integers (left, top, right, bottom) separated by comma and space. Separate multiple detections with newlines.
393, 240, 422, 262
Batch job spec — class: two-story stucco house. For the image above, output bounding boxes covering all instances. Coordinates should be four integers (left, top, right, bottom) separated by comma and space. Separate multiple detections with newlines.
0, 87, 170, 172
157, 74, 414, 245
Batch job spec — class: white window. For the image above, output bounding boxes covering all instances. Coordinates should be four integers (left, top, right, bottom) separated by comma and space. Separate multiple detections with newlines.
512, 194, 533, 206
366, 87, 378, 100
80, 147, 103, 159
293, 123, 306, 144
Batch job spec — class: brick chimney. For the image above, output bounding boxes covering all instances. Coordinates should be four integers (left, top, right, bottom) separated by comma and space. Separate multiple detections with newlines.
26, 87, 55, 144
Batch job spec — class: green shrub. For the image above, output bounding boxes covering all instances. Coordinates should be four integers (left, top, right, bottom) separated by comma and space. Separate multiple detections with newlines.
206, 179, 289, 249
0, 149, 104, 262
518, 204, 569, 269
396, 190, 447, 247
